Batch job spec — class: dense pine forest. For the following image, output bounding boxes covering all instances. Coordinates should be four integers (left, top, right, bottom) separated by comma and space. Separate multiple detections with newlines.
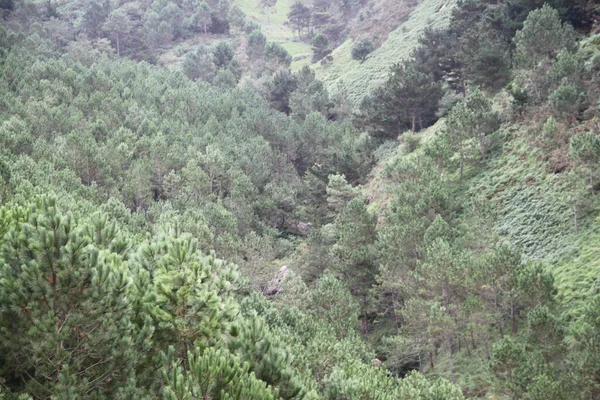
1, 0, 600, 398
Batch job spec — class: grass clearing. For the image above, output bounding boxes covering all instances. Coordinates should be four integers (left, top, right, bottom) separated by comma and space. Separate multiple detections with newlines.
234, 0, 312, 65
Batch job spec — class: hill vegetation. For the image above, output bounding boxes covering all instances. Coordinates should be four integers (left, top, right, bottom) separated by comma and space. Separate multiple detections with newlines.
315, 0, 457, 106
1, 0, 600, 399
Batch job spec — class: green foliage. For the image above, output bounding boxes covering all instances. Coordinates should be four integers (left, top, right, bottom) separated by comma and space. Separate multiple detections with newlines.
325, 367, 465, 400
570, 131, 600, 192
549, 81, 587, 122
361, 63, 443, 137
4, 2, 600, 398
411, 27, 462, 87
514, 5, 577, 70
312, 33, 331, 63
213, 41, 235, 68
513, 5, 578, 103
351, 37, 374, 63
570, 132, 600, 169
244, 20, 262, 34
229, 315, 305, 398
289, 66, 331, 120
332, 198, 377, 308
287, 2, 311, 38
510, 84, 530, 115
162, 346, 278, 399
459, 26, 511, 90
0, 0, 14, 11
259, 0, 278, 24
444, 89, 500, 178
306, 271, 360, 338
268, 70, 298, 113
228, 5, 246, 30
81, 1, 110, 39
547, 51, 584, 88
325, 174, 359, 218
247, 29, 267, 58
0, 199, 148, 397
264, 42, 292, 66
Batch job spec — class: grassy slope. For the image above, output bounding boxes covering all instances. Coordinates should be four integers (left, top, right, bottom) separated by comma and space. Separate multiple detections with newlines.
367, 115, 600, 317
363, 117, 600, 395
234, 0, 313, 70
313, 0, 456, 107
157, 0, 313, 70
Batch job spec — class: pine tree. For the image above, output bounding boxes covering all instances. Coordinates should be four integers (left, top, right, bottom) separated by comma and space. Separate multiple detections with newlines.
213, 42, 235, 68
325, 173, 359, 219
0, 198, 150, 398
445, 89, 500, 179
103, 7, 132, 56
570, 131, 600, 192
550, 80, 586, 123
259, 0, 277, 24
150, 235, 240, 358
513, 5, 577, 103
333, 198, 377, 292
197, 2, 213, 34
514, 5, 577, 70
351, 37, 374, 63
162, 346, 278, 400
362, 63, 442, 137
228, 314, 305, 398
306, 271, 360, 338
312, 33, 331, 62
247, 30, 267, 59
287, 2, 311, 38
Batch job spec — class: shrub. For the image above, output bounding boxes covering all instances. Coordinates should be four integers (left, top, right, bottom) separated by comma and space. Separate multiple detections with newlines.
351, 37, 374, 63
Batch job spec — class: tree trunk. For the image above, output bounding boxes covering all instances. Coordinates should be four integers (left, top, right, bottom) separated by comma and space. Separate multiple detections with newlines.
448, 338, 456, 383
362, 295, 369, 335
479, 134, 486, 160
465, 335, 472, 358
510, 301, 517, 334
573, 203, 579, 234
392, 290, 400, 335
483, 340, 491, 360
116, 34, 120, 57
460, 149, 465, 181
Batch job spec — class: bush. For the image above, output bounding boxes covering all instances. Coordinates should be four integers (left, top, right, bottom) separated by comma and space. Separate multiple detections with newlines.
401, 131, 421, 153
311, 33, 331, 63
264, 42, 292, 67
351, 37, 374, 63
247, 30, 267, 58
550, 81, 586, 122
212, 41, 234, 68
244, 20, 261, 34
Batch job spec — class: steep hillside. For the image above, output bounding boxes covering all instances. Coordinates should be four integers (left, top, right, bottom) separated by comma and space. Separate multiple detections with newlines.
315, 0, 456, 106
366, 115, 600, 310
2, 0, 600, 398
